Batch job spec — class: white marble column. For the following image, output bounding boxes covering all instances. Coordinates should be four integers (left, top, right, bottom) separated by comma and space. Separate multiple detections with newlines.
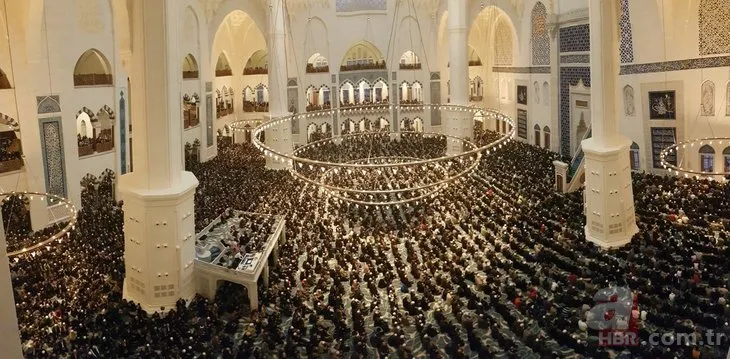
119, 0, 199, 313
266, 0, 292, 169
444, 0, 472, 154
582, 0, 638, 248
0, 218, 23, 358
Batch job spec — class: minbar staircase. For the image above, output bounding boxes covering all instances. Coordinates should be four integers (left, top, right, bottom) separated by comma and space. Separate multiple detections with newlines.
553, 125, 591, 193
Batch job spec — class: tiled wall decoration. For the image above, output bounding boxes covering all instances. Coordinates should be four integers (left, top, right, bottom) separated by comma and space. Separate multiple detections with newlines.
492, 66, 550, 74
619, 55, 730, 75
119, 89, 128, 173
430, 81, 441, 126
37, 96, 61, 114
619, 0, 634, 64
559, 24, 591, 157
559, 24, 590, 53
531, 2, 550, 66
623, 85, 635, 117
39, 118, 67, 201
494, 17, 514, 66
560, 54, 590, 64
517, 109, 528, 139
698, 0, 730, 55
559, 67, 591, 157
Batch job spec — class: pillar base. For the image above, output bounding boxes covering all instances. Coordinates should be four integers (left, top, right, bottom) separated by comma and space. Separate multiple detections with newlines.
584, 223, 638, 249
582, 137, 638, 250
442, 108, 472, 156
120, 171, 199, 314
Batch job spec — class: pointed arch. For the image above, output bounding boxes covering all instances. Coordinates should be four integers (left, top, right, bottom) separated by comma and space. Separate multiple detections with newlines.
183, 54, 199, 79
340, 40, 385, 71
215, 52, 232, 77
73, 49, 113, 86
530, 2, 550, 66
244, 49, 268, 75
399, 50, 421, 70
307, 53, 329, 73
701, 80, 715, 116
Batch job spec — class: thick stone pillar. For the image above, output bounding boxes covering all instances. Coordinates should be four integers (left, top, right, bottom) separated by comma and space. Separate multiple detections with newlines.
582, 0, 638, 248
444, 0, 472, 154
266, 0, 292, 169
120, 0, 199, 313
0, 218, 22, 359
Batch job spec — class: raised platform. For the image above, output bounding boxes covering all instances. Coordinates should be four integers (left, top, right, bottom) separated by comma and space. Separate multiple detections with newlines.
194, 210, 286, 309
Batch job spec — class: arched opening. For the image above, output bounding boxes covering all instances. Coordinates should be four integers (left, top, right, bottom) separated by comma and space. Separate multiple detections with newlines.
2, 194, 31, 237
76, 111, 95, 156
307, 123, 318, 143
306, 53, 329, 73
723, 147, 730, 172
183, 93, 200, 129
533, 124, 541, 147
182, 54, 199, 79
340, 41, 386, 72
468, 48, 482, 67
306, 85, 331, 111
340, 81, 354, 107
0, 68, 12, 89
543, 126, 551, 150
470, 77, 483, 102
215, 53, 232, 77
474, 111, 485, 132
244, 50, 268, 75
0, 114, 22, 173
630, 142, 640, 170
73, 49, 113, 86
699, 144, 715, 173
399, 50, 421, 70
413, 117, 424, 132
377, 117, 390, 131
373, 79, 388, 103
341, 118, 355, 135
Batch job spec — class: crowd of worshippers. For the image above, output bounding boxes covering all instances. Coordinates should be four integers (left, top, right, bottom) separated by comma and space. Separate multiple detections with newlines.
7, 127, 730, 358
218, 210, 276, 267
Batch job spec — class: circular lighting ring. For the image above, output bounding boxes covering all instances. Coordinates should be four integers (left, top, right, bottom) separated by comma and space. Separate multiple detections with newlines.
230, 104, 515, 170
659, 137, 730, 178
322, 153, 482, 206
4, 191, 79, 257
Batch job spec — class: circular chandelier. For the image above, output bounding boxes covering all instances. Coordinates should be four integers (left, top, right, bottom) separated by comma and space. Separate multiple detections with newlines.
660, 137, 730, 179
4, 191, 78, 257
231, 103, 515, 205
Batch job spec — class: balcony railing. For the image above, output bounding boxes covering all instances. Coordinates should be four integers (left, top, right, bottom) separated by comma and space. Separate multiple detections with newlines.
340, 61, 386, 72
73, 74, 113, 87
215, 69, 232, 77
243, 67, 268, 75
306, 64, 329, 73
399, 63, 422, 70
183, 71, 199, 79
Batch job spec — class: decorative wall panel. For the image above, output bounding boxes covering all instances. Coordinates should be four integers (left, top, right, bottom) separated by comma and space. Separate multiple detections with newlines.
620, 55, 730, 75
39, 118, 67, 200
619, 0, 634, 63
701, 80, 715, 116
492, 66, 550, 74
430, 82, 441, 126
531, 2, 550, 66
517, 109, 528, 139
206, 94, 213, 146
623, 85, 635, 117
37, 96, 61, 114
650, 127, 676, 168
559, 25, 590, 53
495, 17, 514, 66
698, 0, 730, 55
559, 24, 591, 156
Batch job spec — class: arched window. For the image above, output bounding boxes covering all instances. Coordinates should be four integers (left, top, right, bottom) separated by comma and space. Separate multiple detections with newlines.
373, 80, 388, 103
543, 126, 551, 150
356, 80, 371, 104
0, 68, 12, 89
74, 49, 113, 86
244, 50, 268, 75
215, 53, 232, 77
256, 84, 268, 104
699, 144, 715, 173
533, 124, 541, 147
378, 117, 390, 131
530, 2, 550, 66
494, 17, 513, 66
630, 142, 640, 170
468, 48, 482, 67
413, 117, 424, 132
340, 82, 354, 106
399, 51, 421, 70
723, 147, 730, 172
307, 53, 329, 73
182, 54, 199, 79
340, 41, 385, 72
699, 0, 730, 55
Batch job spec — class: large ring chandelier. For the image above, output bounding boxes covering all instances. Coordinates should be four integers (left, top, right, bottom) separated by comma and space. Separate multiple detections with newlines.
231, 104, 515, 205
660, 137, 730, 178
3, 191, 78, 257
